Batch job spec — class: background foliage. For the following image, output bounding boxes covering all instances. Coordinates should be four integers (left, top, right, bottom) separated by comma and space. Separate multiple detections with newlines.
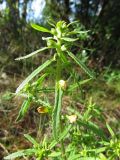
0, 0, 120, 74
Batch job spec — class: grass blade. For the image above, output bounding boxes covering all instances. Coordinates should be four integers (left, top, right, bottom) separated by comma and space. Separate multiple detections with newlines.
16, 58, 53, 93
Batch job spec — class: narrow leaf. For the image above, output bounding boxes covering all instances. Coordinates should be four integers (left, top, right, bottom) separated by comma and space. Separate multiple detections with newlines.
67, 20, 79, 27
90, 147, 106, 154
67, 51, 95, 78
16, 98, 31, 121
106, 123, 115, 137
79, 158, 100, 160
78, 120, 106, 140
61, 37, 79, 42
68, 78, 92, 92
32, 73, 48, 87
24, 134, 39, 146
35, 98, 52, 108
15, 47, 49, 60
68, 154, 81, 160
49, 124, 71, 149
16, 58, 53, 93
4, 149, 36, 159
31, 23, 51, 33
48, 152, 61, 157
68, 30, 89, 35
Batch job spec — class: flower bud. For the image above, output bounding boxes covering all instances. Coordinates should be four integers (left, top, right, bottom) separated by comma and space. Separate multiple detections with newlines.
47, 39, 57, 48
61, 45, 67, 51
51, 28, 56, 35
59, 80, 67, 90
37, 106, 48, 113
67, 115, 77, 123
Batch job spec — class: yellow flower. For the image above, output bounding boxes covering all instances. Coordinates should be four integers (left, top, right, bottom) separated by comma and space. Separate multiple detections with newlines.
37, 106, 48, 114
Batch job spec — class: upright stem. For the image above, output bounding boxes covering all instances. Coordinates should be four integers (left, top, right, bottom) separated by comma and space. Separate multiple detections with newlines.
55, 52, 66, 160
60, 122, 67, 160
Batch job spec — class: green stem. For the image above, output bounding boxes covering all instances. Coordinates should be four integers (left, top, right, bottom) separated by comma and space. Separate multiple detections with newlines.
56, 51, 66, 160
60, 122, 67, 160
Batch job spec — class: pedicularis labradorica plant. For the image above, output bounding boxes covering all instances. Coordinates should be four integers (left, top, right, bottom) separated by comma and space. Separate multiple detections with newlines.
4, 21, 120, 160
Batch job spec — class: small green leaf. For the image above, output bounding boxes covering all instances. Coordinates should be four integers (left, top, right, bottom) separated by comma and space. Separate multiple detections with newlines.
32, 73, 48, 87
24, 134, 39, 146
93, 147, 106, 154
67, 51, 95, 78
68, 30, 89, 35
78, 120, 106, 140
67, 20, 79, 27
79, 158, 100, 160
56, 21, 65, 28
106, 123, 115, 137
99, 153, 107, 160
61, 37, 79, 42
15, 47, 49, 60
68, 154, 81, 160
31, 23, 51, 33
49, 124, 71, 149
4, 149, 36, 159
48, 152, 61, 157
16, 98, 31, 121
16, 58, 53, 93
35, 98, 52, 108
68, 78, 92, 92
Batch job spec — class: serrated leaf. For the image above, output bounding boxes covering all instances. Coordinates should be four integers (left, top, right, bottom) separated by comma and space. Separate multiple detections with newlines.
67, 51, 95, 78
15, 47, 49, 60
61, 37, 79, 42
16, 98, 31, 121
4, 149, 36, 159
31, 23, 51, 33
16, 58, 53, 93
